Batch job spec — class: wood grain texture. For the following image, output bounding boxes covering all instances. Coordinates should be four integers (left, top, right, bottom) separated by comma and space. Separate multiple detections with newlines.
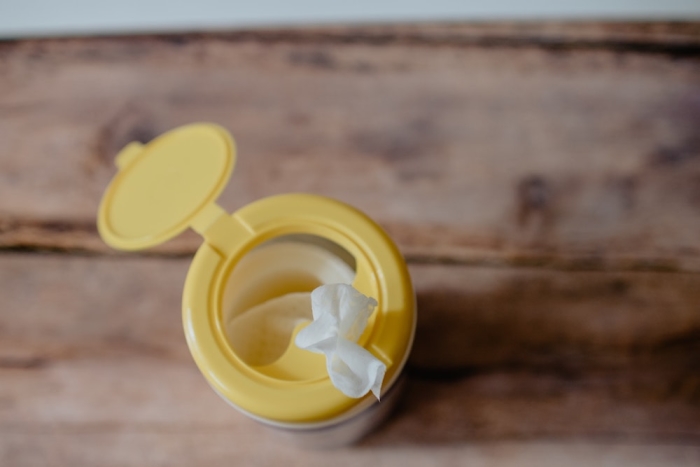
1, 254, 698, 455
1, 24, 700, 271
2, 254, 699, 372
2, 23, 700, 465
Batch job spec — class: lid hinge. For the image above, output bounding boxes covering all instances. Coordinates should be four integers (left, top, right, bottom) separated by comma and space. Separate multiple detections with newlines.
191, 203, 254, 257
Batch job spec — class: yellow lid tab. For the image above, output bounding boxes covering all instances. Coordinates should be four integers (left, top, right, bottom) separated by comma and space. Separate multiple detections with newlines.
97, 123, 235, 250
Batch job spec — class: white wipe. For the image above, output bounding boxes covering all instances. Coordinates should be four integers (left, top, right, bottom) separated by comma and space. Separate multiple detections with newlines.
295, 283, 386, 400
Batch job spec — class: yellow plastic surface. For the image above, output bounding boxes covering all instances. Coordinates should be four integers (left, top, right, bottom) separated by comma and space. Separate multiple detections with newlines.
97, 123, 415, 424
97, 123, 235, 250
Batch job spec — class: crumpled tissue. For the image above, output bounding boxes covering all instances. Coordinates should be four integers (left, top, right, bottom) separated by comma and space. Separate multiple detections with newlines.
295, 283, 386, 400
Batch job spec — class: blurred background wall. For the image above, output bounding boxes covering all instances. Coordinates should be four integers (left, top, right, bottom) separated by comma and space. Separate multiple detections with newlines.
2, 0, 700, 38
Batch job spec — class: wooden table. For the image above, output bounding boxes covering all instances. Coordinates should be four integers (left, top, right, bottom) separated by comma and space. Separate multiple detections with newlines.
2, 22, 700, 466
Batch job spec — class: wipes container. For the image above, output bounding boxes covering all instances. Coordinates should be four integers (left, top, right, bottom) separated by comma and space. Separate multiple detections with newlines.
97, 123, 416, 447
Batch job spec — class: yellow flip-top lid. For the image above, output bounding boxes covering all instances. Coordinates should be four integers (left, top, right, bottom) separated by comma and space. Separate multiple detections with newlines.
97, 123, 234, 250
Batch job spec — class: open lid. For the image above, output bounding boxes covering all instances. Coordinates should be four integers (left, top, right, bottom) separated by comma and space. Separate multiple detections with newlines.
97, 123, 235, 250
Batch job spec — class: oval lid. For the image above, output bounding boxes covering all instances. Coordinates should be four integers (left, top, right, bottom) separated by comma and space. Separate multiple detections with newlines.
98, 123, 235, 250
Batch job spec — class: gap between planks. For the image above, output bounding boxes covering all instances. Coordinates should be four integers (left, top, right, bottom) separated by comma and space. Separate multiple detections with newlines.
1, 240, 699, 274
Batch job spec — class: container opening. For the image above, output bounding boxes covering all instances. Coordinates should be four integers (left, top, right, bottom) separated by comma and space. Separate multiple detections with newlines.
222, 235, 356, 369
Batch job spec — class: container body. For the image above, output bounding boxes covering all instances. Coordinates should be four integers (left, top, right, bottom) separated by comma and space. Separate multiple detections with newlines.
218, 373, 407, 448
272, 375, 406, 448
182, 194, 416, 440
216, 237, 410, 446
96, 125, 416, 448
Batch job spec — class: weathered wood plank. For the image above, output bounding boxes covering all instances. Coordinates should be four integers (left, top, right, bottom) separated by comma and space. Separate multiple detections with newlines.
4, 431, 700, 467
1, 254, 698, 453
5, 354, 700, 439
1, 25, 700, 270
2, 255, 699, 371
6, 356, 697, 441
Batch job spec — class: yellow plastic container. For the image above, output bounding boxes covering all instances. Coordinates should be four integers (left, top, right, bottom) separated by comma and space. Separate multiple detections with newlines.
97, 123, 416, 446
